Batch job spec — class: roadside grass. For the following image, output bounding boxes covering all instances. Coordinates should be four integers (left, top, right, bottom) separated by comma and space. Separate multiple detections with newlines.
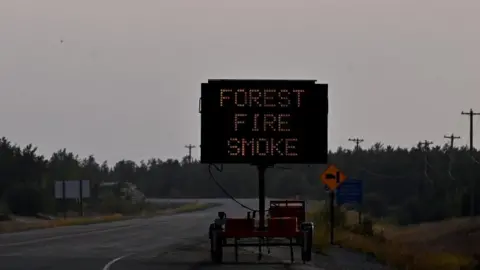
168, 202, 220, 214
334, 229, 475, 270
0, 214, 126, 233
308, 205, 478, 270
140, 202, 221, 217
0, 202, 218, 234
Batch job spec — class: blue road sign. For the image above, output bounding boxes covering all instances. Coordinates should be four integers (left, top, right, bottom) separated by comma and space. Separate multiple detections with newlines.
336, 178, 363, 205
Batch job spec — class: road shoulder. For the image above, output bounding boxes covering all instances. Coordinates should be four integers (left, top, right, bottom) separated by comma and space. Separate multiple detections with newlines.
109, 239, 324, 270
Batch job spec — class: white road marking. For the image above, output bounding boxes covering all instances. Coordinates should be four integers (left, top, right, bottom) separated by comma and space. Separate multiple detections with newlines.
0, 219, 178, 248
0, 214, 193, 248
0, 252, 23, 256
102, 253, 133, 270
0, 225, 143, 248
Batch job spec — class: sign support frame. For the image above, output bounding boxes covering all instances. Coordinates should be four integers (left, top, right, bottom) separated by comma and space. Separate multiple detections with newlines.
79, 179, 84, 217
252, 162, 273, 232
62, 179, 66, 219
258, 165, 266, 231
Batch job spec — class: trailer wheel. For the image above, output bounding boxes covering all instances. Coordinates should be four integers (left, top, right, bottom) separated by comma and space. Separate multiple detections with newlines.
210, 230, 223, 263
209, 223, 215, 261
209, 236, 216, 261
300, 223, 314, 263
208, 224, 214, 239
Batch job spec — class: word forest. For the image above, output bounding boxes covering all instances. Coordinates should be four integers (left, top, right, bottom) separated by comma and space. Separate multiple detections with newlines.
219, 88, 305, 158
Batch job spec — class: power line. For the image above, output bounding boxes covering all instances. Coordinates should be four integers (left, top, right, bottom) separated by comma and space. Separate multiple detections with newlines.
348, 138, 364, 151
444, 133, 461, 150
446, 153, 457, 182
208, 164, 257, 212
359, 166, 414, 179
461, 109, 480, 217
184, 144, 196, 164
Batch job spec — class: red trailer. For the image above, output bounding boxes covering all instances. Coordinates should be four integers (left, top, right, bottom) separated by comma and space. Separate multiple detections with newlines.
208, 200, 314, 263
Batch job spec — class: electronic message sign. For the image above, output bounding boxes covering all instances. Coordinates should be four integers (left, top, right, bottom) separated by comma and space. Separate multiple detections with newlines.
200, 79, 328, 164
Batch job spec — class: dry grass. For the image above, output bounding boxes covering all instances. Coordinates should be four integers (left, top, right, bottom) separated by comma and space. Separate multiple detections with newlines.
0, 214, 125, 233
376, 217, 480, 257
169, 202, 219, 213
309, 206, 479, 270
335, 229, 476, 270
0, 202, 216, 234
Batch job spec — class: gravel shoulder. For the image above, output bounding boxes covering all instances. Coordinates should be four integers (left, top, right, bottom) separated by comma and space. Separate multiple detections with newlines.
232, 241, 390, 269
314, 246, 390, 270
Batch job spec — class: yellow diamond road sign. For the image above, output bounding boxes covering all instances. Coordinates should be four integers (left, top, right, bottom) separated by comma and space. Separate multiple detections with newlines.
320, 164, 347, 191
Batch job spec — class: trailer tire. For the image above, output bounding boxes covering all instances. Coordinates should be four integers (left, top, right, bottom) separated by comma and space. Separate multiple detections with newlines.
208, 224, 213, 239
210, 230, 223, 263
300, 223, 314, 263
209, 223, 215, 261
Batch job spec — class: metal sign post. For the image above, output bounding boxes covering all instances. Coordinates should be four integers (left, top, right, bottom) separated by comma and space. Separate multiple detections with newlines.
257, 165, 267, 231
329, 189, 335, 245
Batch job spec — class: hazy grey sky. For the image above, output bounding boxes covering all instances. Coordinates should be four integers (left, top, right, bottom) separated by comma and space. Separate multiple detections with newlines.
1, 0, 479, 163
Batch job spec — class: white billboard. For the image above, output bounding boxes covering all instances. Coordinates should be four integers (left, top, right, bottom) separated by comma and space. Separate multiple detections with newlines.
55, 180, 91, 199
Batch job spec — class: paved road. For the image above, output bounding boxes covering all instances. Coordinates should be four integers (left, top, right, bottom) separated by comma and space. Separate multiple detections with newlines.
0, 199, 304, 270
0, 199, 387, 270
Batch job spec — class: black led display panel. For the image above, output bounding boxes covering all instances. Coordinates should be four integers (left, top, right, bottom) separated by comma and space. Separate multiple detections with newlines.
200, 79, 328, 164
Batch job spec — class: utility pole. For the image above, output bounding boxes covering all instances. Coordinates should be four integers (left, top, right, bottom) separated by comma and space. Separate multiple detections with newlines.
419, 140, 433, 151
461, 109, 480, 217
348, 137, 365, 224
444, 133, 461, 150
184, 144, 196, 164
462, 109, 480, 152
418, 140, 434, 198
348, 138, 364, 151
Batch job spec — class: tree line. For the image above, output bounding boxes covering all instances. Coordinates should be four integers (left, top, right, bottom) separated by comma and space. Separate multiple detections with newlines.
0, 136, 479, 224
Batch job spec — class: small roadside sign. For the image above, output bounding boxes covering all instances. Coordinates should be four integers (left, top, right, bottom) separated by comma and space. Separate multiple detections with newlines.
336, 178, 363, 205
320, 164, 347, 191
54, 180, 90, 199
